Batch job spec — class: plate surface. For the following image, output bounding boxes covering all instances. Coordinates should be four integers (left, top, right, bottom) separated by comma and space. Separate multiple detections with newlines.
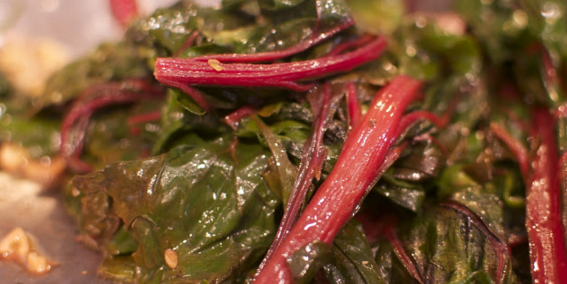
0, 173, 110, 284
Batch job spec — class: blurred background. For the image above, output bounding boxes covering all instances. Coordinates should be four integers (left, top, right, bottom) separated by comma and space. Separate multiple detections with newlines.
0, 0, 451, 58
0, 0, 215, 58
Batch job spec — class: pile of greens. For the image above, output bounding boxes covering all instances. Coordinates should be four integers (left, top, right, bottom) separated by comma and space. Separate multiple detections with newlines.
2, 0, 567, 283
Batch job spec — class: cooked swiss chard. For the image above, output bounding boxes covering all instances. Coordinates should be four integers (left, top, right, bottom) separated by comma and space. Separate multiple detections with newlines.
1, 0, 566, 283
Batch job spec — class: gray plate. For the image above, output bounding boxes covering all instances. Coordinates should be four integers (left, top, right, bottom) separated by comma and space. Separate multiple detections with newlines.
0, 173, 110, 284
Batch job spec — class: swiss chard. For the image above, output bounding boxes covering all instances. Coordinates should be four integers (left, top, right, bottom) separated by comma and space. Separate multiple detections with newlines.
70, 138, 279, 283
3, 0, 565, 283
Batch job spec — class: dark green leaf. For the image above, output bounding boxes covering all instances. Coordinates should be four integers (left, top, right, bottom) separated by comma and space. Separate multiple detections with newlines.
374, 174, 426, 212
127, 3, 254, 56
258, 0, 308, 10
71, 137, 280, 283
287, 241, 331, 284
345, 0, 404, 35
520, 0, 567, 63
0, 101, 60, 158
82, 101, 161, 168
324, 221, 383, 284
152, 91, 229, 154
374, 204, 515, 283
171, 88, 206, 115
41, 43, 154, 109
98, 256, 137, 283
372, 241, 419, 284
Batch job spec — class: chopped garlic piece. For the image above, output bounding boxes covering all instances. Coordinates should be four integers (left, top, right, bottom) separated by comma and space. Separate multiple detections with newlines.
207, 59, 224, 71
164, 248, 178, 269
0, 227, 57, 275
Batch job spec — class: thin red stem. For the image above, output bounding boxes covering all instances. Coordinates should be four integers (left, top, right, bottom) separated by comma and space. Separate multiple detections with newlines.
127, 110, 161, 125
66, 116, 92, 173
224, 106, 257, 130
346, 82, 361, 128
490, 122, 530, 178
356, 211, 425, 284
109, 0, 139, 29
441, 201, 510, 284
324, 35, 374, 58
173, 31, 200, 57
157, 78, 211, 111
257, 83, 338, 273
77, 79, 162, 101
395, 97, 455, 138
253, 75, 423, 284
60, 83, 164, 173
398, 110, 449, 130
190, 19, 354, 63
412, 133, 449, 157
559, 152, 567, 252
384, 227, 425, 284
541, 48, 559, 90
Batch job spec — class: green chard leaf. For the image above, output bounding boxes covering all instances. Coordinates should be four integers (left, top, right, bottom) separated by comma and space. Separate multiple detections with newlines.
81, 101, 162, 169
70, 137, 280, 283
142, 0, 355, 59
324, 221, 383, 284
345, 0, 404, 35
41, 42, 154, 109
373, 204, 516, 284
126, 2, 255, 57
286, 241, 331, 284
395, 14, 481, 81
520, 0, 567, 63
0, 105, 61, 158
455, 0, 533, 64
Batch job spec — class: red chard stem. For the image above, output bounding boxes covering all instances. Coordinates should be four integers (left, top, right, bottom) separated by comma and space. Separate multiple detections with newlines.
526, 108, 567, 284
346, 82, 362, 128
490, 122, 530, 178
253, 75, 423, 284
224, 106, 257, 130
109, 0, 139, 29
154, 36, 387, 109
60, 81, 164, 173
127, 110, 161, 125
